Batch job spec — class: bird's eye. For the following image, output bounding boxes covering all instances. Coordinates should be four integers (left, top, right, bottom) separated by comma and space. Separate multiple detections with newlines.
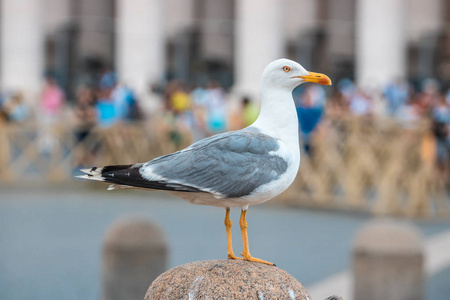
282, 66, 291, 72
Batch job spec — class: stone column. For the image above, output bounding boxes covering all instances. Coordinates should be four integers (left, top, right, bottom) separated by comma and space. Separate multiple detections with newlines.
1, 0, 44, 96
115, 0, 165, 93
356, 0, 406, 88
103, 216, 168, 300
78, 0, 115, 67
353, 219, 424, 300
234, 0, 284, 98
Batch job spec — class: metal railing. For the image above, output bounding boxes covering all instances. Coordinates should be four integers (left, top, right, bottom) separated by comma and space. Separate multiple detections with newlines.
1, 117, 447, 218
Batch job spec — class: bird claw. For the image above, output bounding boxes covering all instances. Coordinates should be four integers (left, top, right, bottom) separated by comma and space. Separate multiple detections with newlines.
227, 253, 243, 260
241, 254, 276, 266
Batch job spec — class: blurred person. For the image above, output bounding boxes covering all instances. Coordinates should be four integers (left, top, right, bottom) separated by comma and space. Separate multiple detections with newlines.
73, 87, 98, 167
384, 79, 409, 117
3, 92, 30, 123
368, 88, 387, 119
416, 79, 441, 117
432, 95, 450, 124
161, 81, 195, 147
241, 96, 259, 127
306, 83, 327, 107
99, 69, 118, 91
190, 84, 206, 107
190, 85, 208, 140
95, 88, 118, 128
138, 82, 164, 118
326, 89, 350, 118
38, 77, 65, 153
41, 77, 65, 117
74, 87, 97, 139
395, 97, 421, 129
326, 78, 353, 118
349, 90, 372, 117
93, 69, 121, 128
204, 80, 227, 134
337, 78, 355, 102
170, 85, 192, 115
296, 85, 326, 154
163, 80, 181, 112
111, 83, 141, 122
169, 83, 195, 132
446, 88, 450, 106
229, 96, 260, 131
431, 95, 450, 184
0, 95, 8, 123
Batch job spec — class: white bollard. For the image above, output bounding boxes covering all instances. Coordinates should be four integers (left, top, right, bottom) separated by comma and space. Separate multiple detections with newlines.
353, 219, 424, 300
102, 216, 168, 300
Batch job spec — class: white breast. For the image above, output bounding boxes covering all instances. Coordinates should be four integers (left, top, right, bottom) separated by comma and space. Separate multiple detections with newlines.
240, 138, 300, 206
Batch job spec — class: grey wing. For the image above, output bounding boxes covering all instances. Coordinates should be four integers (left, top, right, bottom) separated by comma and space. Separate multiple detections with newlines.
140, 130, 288, 198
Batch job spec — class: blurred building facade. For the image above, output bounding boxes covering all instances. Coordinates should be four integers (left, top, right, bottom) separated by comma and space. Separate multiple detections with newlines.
0, 0, 449, 100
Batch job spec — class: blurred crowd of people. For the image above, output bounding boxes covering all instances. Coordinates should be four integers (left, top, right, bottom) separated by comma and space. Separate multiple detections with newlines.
0, 71, 261, 169
2, 70, 450, 179
0, 72, 259, 137
159, 80, 259, 144
296, 77, 450, 184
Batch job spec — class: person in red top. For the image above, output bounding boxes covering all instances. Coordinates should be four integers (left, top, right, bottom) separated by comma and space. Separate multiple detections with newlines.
41, 77, 64, 117
38, 77, 65, 153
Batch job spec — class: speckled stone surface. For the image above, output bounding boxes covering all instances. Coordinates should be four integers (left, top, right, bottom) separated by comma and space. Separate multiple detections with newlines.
144, 259, 311, 300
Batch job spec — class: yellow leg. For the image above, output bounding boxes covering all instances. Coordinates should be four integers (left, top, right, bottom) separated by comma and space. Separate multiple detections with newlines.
225, 208, 242, 260
239, 209, 275, 266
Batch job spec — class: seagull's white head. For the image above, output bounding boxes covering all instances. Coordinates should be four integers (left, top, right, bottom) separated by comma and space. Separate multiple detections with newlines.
261, 58, 332, 90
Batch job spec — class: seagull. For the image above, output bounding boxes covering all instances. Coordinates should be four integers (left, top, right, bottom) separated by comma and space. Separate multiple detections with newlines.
77, 58, 331, 265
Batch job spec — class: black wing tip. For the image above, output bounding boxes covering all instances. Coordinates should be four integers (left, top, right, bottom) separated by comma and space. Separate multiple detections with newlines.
102, 164, 134, 173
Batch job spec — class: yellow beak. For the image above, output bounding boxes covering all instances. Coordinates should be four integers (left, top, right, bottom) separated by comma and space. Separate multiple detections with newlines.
295, 71, 332, 85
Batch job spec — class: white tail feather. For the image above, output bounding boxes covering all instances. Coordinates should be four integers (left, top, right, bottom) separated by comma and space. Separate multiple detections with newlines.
107, 184, 135, 191
80, 168, 103, 176
75, 174, 105, 182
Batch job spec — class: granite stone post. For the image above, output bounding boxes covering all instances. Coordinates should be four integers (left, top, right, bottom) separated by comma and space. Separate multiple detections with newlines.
103, 216, 168, 300
353, 219, 424, 300
144, 260, 311, 300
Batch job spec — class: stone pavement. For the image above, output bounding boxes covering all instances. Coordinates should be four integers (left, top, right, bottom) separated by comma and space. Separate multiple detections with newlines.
1, 186, 449, 300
